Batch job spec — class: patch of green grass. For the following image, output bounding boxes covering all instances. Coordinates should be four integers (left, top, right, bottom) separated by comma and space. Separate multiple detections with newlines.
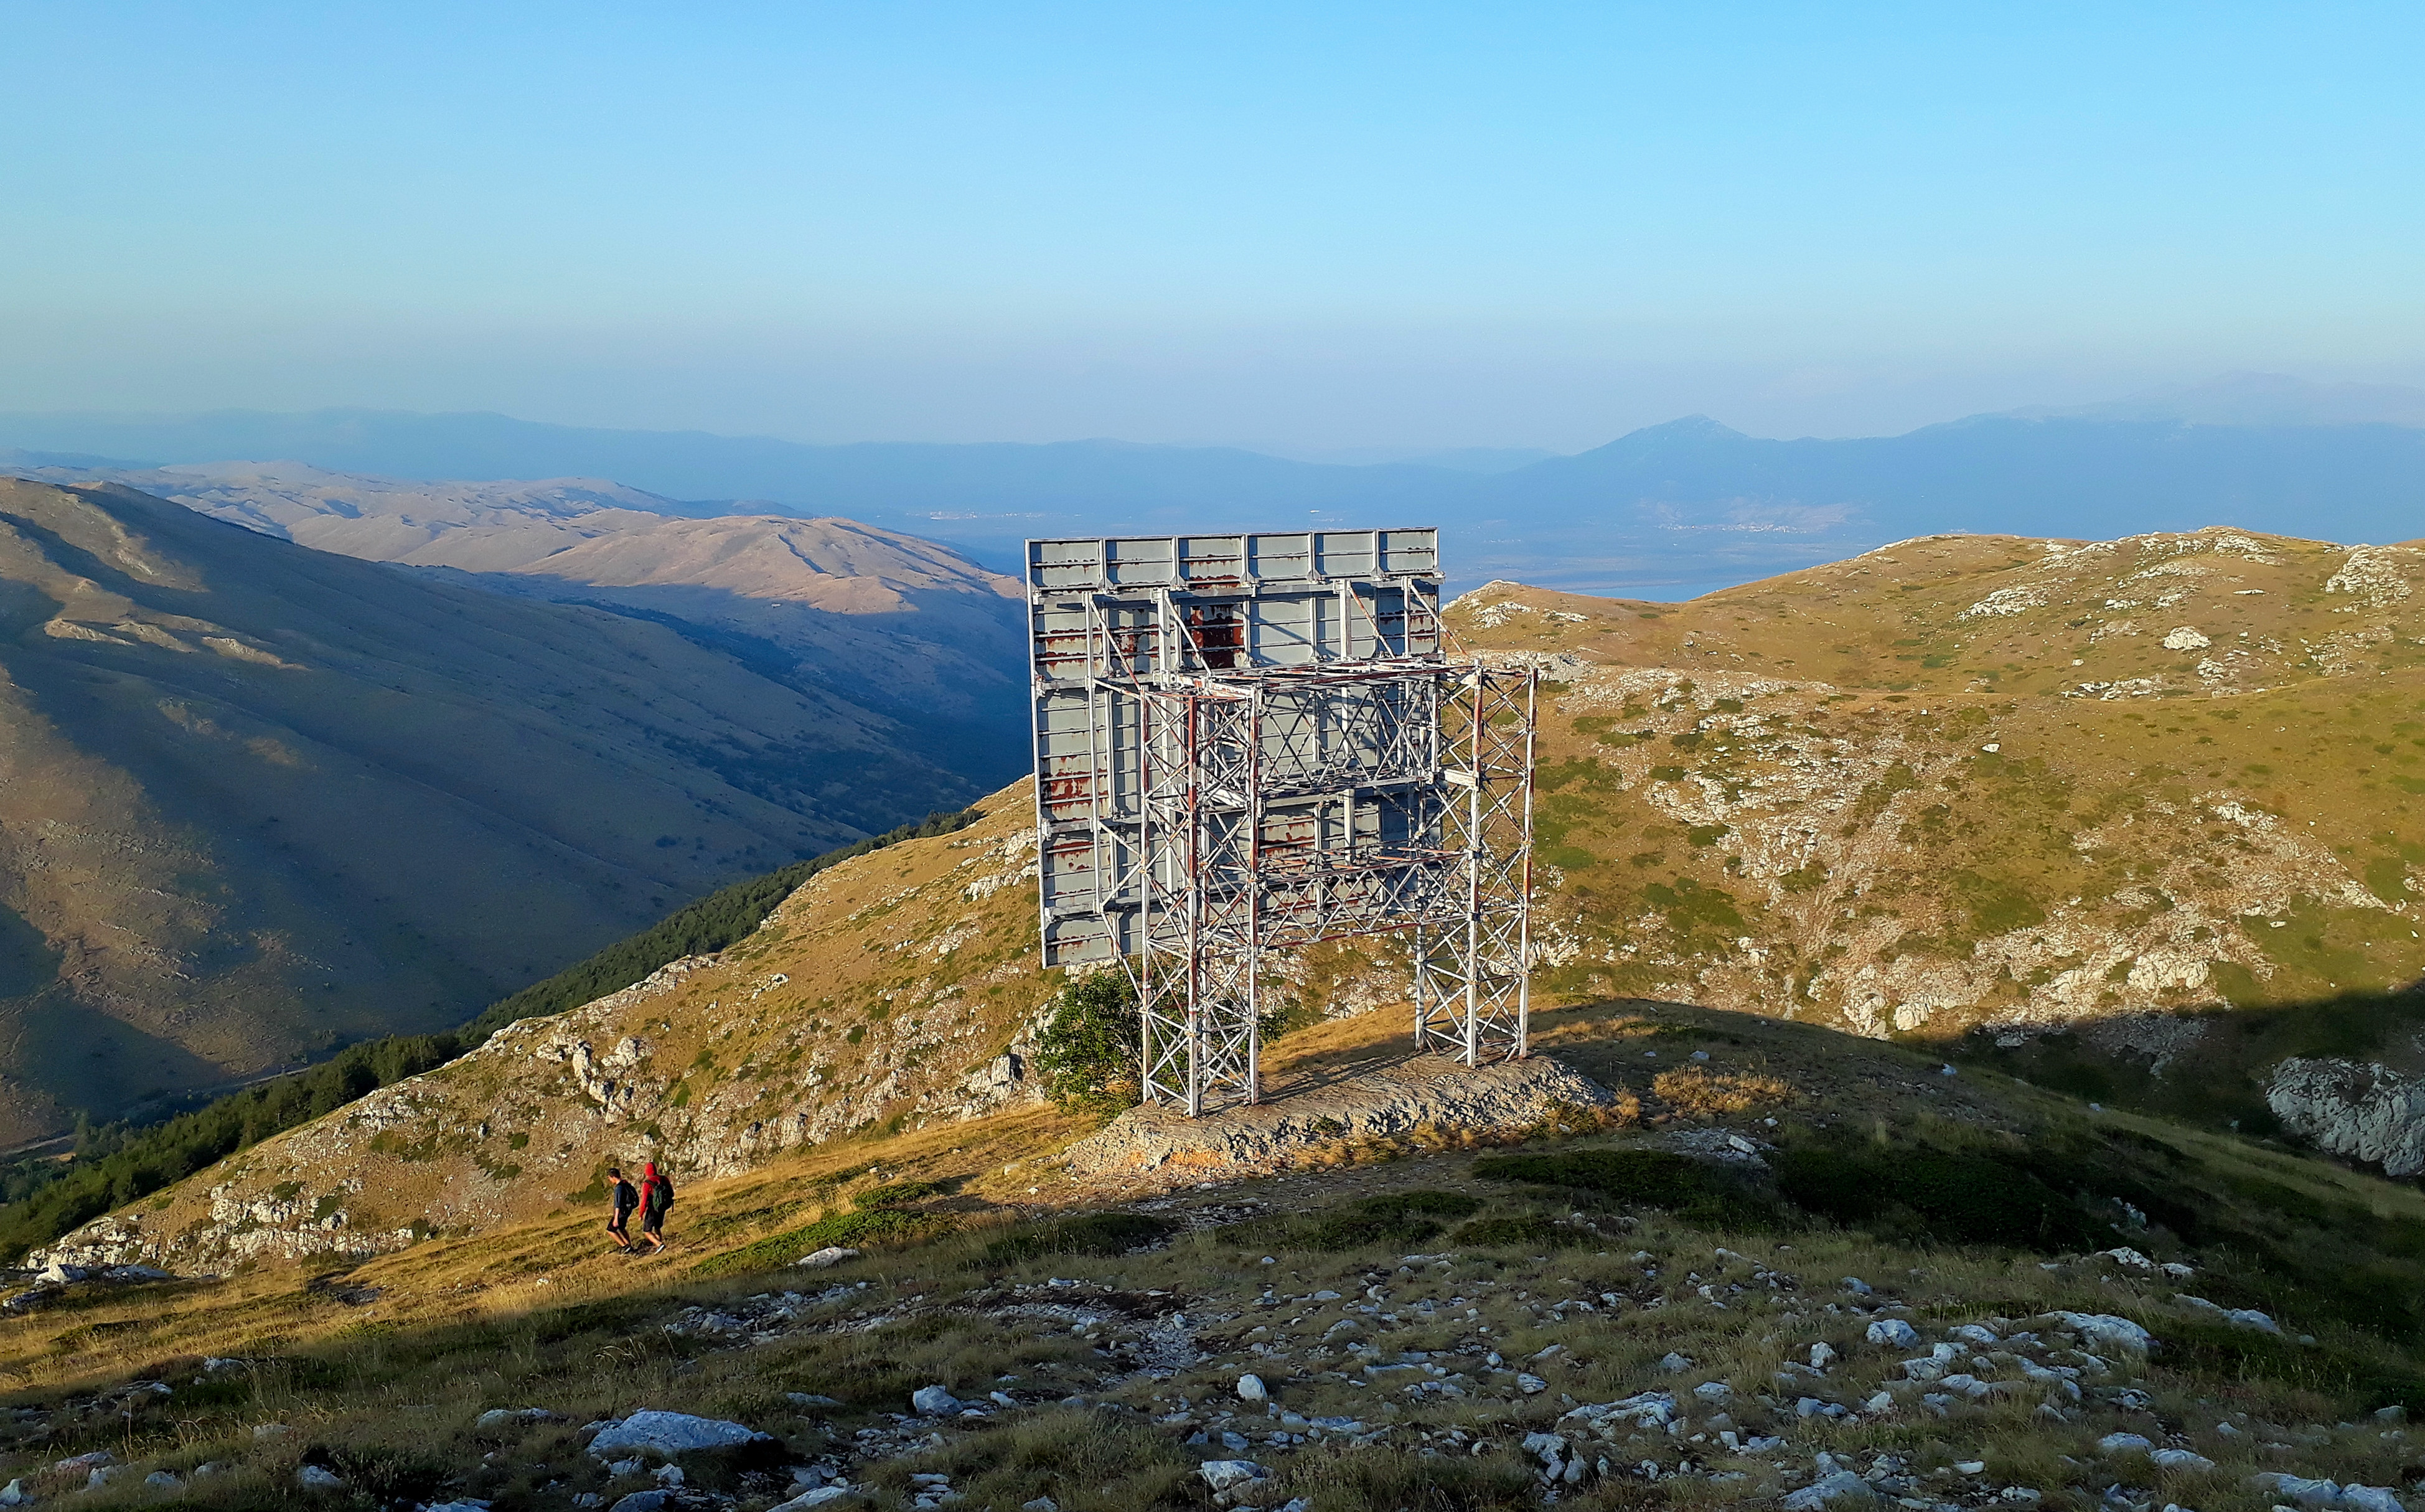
1448, 1213, 1592, 1251
855, 1180, 945, 1210
1242, 1190, 1486, 1254
692, 1206, 952, 1277
979, 1212, 1177, 1266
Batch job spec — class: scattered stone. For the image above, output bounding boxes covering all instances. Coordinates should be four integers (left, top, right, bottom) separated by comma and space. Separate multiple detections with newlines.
796, 1247, 861, 1270
588, 1411, 769, 1457
1809, 1342, 1839, 1369
1236, 1374, 1269, 1403
2340, 1487, 2407, 1512
787, 1392, 843, 1407
1841, 1277, 1873, 1295
0, 1480, 27, 1507
2100, 1433, 2155, 1453
1658, 1351, 1692, 1372
144, 1471, 184, 1490
1198, 1460, 1269, 1492
769, 1491, 861, 1512
911, 1386, 962, 1416
2100, 1247, 2156, 1272
1021, 1500, 1060, 1512
254, 1424, 292, 1439
298, 1463, 346, 1490
2174, 1295, 2282, 1332
2250, 1474, 2342, 1510
2151, 1449, 2216, 1472
1866, 1319, 1919, 1348
476, 1406, 558, 1430
1784, 1470, 1880, 1509
1692, 1381, 1732, 1402
1516, 1373, 1548, 1395
54, 1452, 113, 1472
2045, 1312, 2153, 1352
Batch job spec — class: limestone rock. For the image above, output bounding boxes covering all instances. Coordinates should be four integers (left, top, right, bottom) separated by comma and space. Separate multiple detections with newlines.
1062, 1054, 1616, 1188
2268, 1058, 2425, 1177
1784, 1470, 1879, 1510
586, 1411, 768, 1457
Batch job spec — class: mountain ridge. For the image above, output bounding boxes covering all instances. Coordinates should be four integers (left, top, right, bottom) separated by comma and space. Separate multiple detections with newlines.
0, 476, 980, 1140
17, 393, 2425, 598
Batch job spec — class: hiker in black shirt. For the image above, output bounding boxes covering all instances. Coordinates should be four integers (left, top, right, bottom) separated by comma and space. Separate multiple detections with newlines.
606, 1166, 639, 1253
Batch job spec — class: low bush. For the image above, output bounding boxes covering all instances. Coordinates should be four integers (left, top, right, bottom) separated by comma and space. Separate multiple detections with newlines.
980, 1212, 1177, 1265
1034, 972, 1142, 1114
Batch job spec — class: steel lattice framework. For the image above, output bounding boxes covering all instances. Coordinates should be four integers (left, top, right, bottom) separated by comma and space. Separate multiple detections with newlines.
1028, 528, 1535, 1115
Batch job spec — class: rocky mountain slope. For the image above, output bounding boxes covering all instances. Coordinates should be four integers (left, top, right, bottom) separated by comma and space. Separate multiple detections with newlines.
18, 461, 1031, 773
1452, 527, 2425, 1058
40, 522, 2425, 1274
16, 525, 2425, 1511
0, 476, 976, 1141
14, 982, 2425, 1512
37, 785, 1056, 1270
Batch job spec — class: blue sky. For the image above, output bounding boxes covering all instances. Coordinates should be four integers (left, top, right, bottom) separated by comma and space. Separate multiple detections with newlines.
5, 2, 2421, 448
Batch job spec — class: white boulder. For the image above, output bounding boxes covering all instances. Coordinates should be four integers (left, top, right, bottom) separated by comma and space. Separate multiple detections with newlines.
586, 1411, 769, 1457
1198, 1460, 1269, 1491
1865, 1318, 1919, 1349
1784, 1470, 1879, 1509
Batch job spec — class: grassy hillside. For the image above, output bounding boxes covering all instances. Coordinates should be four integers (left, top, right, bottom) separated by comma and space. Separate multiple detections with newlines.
9, 999, 2424, 1512
0, 806, 981, 1263
1448, 528, 2425, 1071
0, 477, 975, 1140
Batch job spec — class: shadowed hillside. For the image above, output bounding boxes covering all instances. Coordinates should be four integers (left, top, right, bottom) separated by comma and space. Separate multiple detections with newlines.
0, 477, 976, 1140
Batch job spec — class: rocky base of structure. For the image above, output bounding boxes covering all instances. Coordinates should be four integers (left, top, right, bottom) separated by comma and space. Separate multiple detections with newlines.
1062, 1053, 1616, 1193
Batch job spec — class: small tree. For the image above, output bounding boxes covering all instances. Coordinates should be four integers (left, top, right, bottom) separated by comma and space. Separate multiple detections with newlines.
1034, 970, 1142, 1114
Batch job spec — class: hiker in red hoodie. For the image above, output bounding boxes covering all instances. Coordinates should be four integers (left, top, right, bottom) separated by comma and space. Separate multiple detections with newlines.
636, 1161, 674, 1254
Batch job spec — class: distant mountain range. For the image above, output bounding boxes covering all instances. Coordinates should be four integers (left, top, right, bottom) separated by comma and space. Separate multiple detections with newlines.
4, 461, 1032, 779
6, 372, 2424, 596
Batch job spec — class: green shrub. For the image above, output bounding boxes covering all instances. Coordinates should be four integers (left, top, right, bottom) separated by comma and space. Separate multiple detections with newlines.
1034, 971, 1142, 1114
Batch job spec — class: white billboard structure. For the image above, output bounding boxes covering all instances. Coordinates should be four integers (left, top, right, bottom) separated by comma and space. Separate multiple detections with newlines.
1027, 528, 1536, 1116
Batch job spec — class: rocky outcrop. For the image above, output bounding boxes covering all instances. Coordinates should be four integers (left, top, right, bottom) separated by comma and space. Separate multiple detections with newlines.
2267, 1057, 2425, 1178
1062, 1054, 1617, 1193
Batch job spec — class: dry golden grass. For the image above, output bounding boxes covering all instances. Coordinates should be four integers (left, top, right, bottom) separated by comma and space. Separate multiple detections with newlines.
10, 998, 2425, 1511
1651, 1066, 1796, 1117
